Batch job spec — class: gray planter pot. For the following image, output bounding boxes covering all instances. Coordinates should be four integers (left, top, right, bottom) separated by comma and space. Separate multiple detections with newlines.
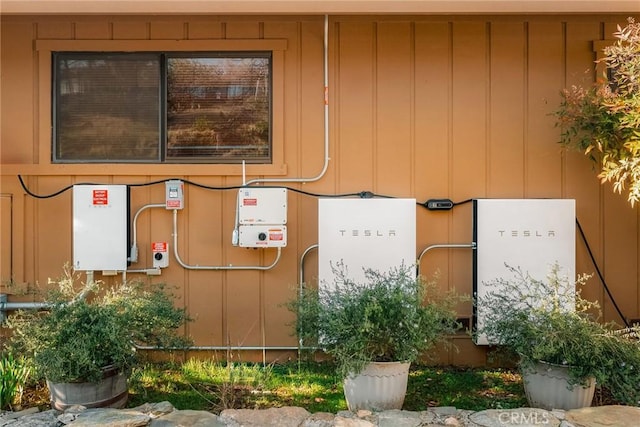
47, 366, 128, 411
343, 361, 410, 412
522, 361, 595, 410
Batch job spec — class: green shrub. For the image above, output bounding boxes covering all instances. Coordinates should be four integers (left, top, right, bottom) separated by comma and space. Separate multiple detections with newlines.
5, 265, 191, 383
476, 263, 640, 405
289, 263, 463, 378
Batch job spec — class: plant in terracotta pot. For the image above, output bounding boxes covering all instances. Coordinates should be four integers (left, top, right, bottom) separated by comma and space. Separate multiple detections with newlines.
4, 264, 191, 410
475, 263, 640, 409
289, 262, 462, 411
555, 18, 640, 205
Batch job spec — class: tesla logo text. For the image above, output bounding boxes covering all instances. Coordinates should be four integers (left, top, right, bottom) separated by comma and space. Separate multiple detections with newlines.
498, 230, 556, 237
338, 229, 397, 237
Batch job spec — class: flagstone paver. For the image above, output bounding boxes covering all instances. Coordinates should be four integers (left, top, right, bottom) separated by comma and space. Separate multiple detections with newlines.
1, 402, 638, 427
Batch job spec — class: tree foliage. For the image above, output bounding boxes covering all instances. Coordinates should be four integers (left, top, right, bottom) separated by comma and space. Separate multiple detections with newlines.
556, 18, 640, 205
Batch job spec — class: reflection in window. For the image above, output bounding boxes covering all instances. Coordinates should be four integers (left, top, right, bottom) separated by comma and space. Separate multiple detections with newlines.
53, 52, 272, 163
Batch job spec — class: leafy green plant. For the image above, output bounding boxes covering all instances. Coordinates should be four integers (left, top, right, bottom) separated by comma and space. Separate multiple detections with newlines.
4, 264, 191, 383
0, 353, 31, 410
476, 263, 640, 405
556, 18, 640, 205
289, 263, 463, 378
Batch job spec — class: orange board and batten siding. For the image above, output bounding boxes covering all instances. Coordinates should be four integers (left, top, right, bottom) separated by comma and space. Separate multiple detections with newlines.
1, 14, 639, 365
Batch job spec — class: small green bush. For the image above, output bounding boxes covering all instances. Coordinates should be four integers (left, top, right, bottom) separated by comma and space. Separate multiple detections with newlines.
289, 263, 463, 378
5, 265, 191, 383
476, 263, 640, 405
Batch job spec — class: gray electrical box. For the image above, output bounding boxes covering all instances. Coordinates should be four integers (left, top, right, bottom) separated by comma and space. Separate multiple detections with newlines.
73, 185, 128, 271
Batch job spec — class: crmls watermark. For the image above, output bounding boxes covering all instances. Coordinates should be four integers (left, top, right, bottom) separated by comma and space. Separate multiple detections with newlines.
498, 410, 551, 425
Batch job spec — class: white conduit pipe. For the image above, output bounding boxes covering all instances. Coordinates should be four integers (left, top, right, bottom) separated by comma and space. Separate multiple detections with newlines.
130, 203, 165, 263
299, 244, 319, 286
246, 14, 330, 186
133, 244, 318, 352
417, 243, 477, 276
172, 209, 282, 271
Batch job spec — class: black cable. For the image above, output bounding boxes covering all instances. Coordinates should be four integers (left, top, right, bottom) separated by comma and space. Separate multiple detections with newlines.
576, 217, 630, 327
453, 198, 473, 206
17, 175, 100, 199
18, 174, 393, 200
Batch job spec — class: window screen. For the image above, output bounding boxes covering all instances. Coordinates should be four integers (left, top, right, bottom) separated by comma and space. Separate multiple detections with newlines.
54, 53, 161, 162
53, 52, 272, 163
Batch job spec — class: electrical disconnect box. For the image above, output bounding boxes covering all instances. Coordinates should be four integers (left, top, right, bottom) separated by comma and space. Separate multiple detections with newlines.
237, 188, 287, 247
152, 242, 169, 268
73, 185, 128, 271
165, 180, 184, 209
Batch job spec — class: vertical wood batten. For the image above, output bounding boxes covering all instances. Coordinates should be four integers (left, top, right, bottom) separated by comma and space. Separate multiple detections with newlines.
563, 21, 605, 312
451, 21, 486, 304
335, 21, 375, 192
1, 22, 35, 163
488, 21, 526, 197
376, 21, 413, 196
525, 21, 564, 197
413, 22, 452, 284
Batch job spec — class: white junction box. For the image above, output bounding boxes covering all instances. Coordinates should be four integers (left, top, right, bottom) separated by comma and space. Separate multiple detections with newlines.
238, 187, 287, 225
318, 198, 416, 289
239, 225, 287, 248
73, 185, 128, 271
473, 199, 576, 345
237, 187, 287, 248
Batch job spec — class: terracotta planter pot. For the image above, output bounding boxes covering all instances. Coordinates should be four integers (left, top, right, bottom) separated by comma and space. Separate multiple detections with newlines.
522, 361, 595, 410
343, 361, 410, 412
47, 366, 128, 411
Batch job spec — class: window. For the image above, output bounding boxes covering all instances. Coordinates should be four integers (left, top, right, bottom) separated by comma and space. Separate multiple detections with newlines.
53, 52, 272, 163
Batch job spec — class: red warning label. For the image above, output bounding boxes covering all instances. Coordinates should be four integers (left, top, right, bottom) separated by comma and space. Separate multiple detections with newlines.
166, 200, 181, 208
152, 242, 168, 253
269, 232, 284, 241
243, 198, 258, 206
92, 189, 108, 205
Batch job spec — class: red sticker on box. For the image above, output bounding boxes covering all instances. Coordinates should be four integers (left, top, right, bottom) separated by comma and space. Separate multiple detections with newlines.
152, 242, 167, 252
243, 198, 258, 206
269, 232, 284, 241
92, 189, 108, 205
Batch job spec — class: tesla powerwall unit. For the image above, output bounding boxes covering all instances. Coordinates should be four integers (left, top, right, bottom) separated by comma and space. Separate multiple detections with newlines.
73, 185, 128, 271
318, 198, 416, 289
473, 199, 576, 345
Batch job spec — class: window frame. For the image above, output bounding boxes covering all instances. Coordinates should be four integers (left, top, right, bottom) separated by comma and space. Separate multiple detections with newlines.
36, 39, 287, 176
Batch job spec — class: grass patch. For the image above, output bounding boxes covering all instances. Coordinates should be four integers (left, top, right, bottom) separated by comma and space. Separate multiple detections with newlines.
15, 359, 528, 413
405, 366, 527, 411
127, 360, 346, 413
126, 360, 526, 413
